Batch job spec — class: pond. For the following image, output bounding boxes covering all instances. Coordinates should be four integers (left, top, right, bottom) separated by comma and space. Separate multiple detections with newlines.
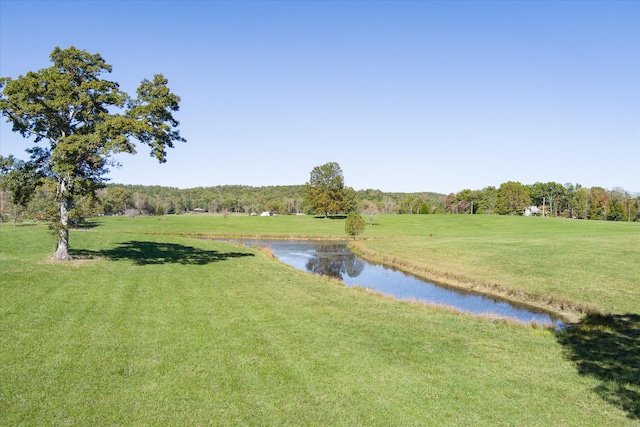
227, 239, 565, 328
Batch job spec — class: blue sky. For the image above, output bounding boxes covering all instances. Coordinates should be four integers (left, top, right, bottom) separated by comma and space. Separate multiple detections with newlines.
1, 0, 638, 194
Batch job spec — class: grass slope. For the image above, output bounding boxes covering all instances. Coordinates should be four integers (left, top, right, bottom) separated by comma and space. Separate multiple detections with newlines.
353, 215, 640, 317
1, 217, 638, 424
95, 213, 640, 316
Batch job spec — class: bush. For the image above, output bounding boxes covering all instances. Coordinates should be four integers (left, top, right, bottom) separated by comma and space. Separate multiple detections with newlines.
345, 212, 365, 240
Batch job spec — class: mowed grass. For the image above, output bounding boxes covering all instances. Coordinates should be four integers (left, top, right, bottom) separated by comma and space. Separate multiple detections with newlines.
352, 215, 640, 317
1, 216, 638, 424
96, 213, 639, 316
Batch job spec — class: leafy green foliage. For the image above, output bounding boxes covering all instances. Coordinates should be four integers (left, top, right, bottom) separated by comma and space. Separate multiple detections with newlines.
0, 155, 42, 208
496, 181, 531, 215
397, 194, 422, 214
345, 211, 366, 239
97, 186, 133, 215
305, 162, 347, 217
0, 46, 185, 258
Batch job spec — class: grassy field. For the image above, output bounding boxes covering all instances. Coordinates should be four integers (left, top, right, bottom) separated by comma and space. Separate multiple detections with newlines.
1, 215, 638, 425
95, 213, 640, 316
351, 215, 640, 317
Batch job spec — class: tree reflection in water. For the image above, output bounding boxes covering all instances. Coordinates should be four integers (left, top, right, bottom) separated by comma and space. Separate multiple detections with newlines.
305, 244, 365, 279
221, 238, 562, 327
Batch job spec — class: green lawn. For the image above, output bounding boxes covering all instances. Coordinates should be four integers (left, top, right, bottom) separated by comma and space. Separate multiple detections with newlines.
352, 215, 640, 317
95, 213, 640, 316
1, 215, 638, 425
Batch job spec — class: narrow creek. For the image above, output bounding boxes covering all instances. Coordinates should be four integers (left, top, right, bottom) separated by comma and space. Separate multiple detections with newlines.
227, 239, 565, 328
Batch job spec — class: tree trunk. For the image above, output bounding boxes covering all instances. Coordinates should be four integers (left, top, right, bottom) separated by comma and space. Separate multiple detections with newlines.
12, 205, 19, 227
54, 227, 72, 260
53, 182, 73, 261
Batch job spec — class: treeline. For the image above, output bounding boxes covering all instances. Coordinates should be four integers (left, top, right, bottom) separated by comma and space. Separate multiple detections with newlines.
0, 179, 443, 223
96, 184, 445, 217
440, 181, 639, 221
97, 181, 639, 221
1, 180, 638, 223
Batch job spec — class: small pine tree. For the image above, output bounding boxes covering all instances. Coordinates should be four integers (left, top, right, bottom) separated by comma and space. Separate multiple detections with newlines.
345, 211, 366, 240
419, 202, 430, 214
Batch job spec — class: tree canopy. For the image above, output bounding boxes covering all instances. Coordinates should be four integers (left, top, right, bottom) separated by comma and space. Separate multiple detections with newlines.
305, 162, 347, 218
496, 181, 531, 215
0, 46, 185, 259
0, 155, 43, 224
345, 211, 366, 240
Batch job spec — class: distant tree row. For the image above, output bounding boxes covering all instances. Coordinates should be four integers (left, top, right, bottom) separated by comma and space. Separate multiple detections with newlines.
439, 181, 639, 220
0, 180, 441, 220
1, 174, 637, 224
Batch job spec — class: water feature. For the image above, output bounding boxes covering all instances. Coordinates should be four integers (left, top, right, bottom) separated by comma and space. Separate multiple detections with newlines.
227, 239, 564, 328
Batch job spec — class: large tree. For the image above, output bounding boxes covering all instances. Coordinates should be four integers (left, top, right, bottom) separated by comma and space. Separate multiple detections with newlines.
0, 46, 185, 259
305, 162, 346, 218
496, 181, 531, 215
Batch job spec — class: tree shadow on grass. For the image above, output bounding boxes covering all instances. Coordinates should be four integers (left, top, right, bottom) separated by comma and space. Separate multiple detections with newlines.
557, 313, 640, 420
70, 221, 99, 229
73, 240, 254, 266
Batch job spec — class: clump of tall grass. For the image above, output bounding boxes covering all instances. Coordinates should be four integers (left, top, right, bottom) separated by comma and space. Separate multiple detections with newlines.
256, 244, 274, 258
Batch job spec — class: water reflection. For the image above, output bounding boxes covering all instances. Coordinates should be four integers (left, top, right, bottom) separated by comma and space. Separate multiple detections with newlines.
225, 239, 564, 327
306, 244, 365, 279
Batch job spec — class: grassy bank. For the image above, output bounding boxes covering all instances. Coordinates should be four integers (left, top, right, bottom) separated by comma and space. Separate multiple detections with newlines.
351, 215, 640, 317
93, 213, 640, 317
1, 216, 638, 424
